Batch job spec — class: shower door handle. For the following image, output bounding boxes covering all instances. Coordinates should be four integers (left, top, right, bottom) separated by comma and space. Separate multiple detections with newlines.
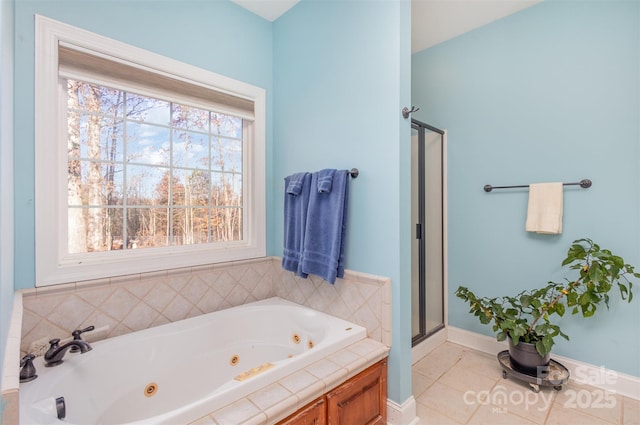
415, 223, 423, 239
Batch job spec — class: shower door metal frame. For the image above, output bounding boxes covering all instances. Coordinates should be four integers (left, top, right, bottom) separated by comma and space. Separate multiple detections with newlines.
411, 118, 445, 347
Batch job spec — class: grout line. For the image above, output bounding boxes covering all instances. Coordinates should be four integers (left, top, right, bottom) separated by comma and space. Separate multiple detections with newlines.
413, 342, 628, 425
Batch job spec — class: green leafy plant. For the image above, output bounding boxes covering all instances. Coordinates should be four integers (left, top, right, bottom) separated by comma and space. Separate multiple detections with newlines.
456, 238, 638, 357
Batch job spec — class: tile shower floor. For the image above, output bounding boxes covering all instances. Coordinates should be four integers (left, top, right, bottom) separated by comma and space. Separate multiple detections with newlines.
413, 342, 640, 424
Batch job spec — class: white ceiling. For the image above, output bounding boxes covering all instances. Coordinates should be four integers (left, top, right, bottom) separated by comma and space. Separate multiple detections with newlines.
412, 0, 542, 53
232, 0, 542, 53
231, 0, 299, 22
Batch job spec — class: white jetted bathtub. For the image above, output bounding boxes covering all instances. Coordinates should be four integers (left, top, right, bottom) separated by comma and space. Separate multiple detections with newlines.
19, 297, 367, 424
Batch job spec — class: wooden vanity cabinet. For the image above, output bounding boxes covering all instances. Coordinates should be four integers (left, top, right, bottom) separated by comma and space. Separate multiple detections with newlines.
326, 358, 387, 425
278, 359, 387, 425
279, 397, 326, 425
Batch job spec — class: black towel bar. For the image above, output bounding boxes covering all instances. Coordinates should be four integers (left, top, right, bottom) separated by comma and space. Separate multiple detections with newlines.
484, 179, 592, 193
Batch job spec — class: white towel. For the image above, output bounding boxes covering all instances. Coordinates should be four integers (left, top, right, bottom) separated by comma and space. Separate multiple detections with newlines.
525, 182, 563, 234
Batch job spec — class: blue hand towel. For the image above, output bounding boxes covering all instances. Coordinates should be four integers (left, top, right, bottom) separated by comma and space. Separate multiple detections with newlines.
282, 172, 311, 278
301, 169, 350, 284
317, 169, 335, 193
286, 172, 307, 196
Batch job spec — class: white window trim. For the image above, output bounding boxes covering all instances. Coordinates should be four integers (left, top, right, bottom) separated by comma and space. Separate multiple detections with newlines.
35, 15, 266, 286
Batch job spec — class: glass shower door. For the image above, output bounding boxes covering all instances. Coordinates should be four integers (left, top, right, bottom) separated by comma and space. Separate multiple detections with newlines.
411, 120, 444, 346
411, 126, 421, 341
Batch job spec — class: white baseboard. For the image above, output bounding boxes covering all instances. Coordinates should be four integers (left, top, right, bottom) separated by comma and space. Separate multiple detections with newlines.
447, 326, 640, 400
387, 396, 419, 425
411, 327, 448, 365
446, 325, 507, 354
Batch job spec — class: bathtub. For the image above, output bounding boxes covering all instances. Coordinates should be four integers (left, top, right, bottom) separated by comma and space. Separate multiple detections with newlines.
19, 297, 368, 424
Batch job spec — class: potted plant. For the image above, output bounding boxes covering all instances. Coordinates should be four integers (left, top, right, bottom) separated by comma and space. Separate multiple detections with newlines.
455, 238, 638, 374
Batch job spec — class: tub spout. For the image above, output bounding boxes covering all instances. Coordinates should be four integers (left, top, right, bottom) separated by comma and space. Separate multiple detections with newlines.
44, 338, 92, 367
56, 397, 66, 420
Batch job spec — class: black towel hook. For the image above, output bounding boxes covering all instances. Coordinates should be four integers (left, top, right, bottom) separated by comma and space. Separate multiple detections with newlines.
402, 106, 420, 119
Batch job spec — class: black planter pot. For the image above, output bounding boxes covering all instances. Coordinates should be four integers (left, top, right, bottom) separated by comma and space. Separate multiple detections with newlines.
508, 337, 550, 376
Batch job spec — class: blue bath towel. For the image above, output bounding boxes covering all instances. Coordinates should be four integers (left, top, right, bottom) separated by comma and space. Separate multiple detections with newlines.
300, 169, 350, 284
282, 172, 311, 278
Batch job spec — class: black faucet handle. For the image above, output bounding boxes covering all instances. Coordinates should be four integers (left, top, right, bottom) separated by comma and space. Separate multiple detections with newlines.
49, 338, 61, 349
72, 325, 95, 340
20, 353, 38, 382
20, 353, 35, 367
70, 326, 95, 353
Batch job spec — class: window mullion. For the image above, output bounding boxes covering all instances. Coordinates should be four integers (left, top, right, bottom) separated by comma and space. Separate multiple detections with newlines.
122, 91, 128, 251
208, 112, 213, 243
168, 102, 174, 246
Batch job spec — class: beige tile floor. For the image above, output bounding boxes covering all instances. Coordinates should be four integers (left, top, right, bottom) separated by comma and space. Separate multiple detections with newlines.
413, 342, 640, 425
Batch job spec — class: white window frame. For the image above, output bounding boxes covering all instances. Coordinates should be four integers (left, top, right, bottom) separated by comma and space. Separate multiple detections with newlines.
35, 15, 266, 286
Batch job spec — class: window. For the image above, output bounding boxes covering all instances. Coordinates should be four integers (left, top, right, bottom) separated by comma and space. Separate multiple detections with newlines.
67, 81, 245, 252
35, 16, 266, 286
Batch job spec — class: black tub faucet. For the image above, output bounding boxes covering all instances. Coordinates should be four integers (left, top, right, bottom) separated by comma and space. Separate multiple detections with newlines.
44, 337, 92, 367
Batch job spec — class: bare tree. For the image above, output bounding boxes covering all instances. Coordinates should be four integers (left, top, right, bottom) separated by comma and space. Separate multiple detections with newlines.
67, 81, 243, 251
67, 81, 87, 253
83, 84, 104, 252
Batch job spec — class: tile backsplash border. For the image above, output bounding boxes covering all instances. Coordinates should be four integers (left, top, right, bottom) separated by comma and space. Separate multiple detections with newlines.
19, 257, 391, 357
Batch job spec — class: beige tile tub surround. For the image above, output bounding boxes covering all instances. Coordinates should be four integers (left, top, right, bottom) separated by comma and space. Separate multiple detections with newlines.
1, 389, 19, 425
14, 258, 390, 425
272, 266, 392, 346
21, 259, 273, 356
20, 257, 391, 356
2, 292, 23, 425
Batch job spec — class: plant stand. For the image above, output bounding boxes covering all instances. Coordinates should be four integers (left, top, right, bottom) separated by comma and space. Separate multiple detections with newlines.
497, 350, 570, 393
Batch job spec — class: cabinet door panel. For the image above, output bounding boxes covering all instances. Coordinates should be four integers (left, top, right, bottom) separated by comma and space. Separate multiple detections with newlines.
326, 360, 387, 425
278, 397, 326, 425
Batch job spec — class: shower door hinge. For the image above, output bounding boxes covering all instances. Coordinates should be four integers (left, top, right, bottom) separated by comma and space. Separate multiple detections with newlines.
415, 223, 423, 239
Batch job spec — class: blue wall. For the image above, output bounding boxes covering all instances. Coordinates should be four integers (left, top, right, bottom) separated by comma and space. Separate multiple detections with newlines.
0, 0, 15, 394
11, 0, 415, 405
273, 0, 412, 403
413, 0, 640, 376
13, 0, 274, 290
